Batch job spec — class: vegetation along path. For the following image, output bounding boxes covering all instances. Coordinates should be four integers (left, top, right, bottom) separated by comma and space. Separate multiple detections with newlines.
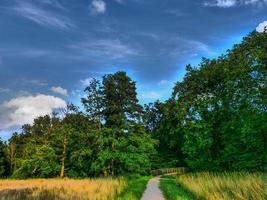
141, 176, 165, 200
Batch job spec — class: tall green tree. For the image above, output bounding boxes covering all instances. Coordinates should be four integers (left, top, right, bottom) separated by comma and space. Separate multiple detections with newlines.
82, 78, 104, 130
102, 71, 143, 128
170, 31, 267, 171
84, 71, 156, 176
0, 138, 8, 177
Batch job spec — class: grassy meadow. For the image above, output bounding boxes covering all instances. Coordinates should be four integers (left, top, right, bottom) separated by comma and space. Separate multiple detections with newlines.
161, 172, 267, 200
1, 173, 266, 200
0, 178, 125, 200
117, 176, 150, 200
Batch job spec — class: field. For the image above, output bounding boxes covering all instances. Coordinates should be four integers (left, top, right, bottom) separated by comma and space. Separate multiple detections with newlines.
117, 176, 150, 200
1, 173, 266, 200
160, 172, 267, 200
0, 178, 125, 200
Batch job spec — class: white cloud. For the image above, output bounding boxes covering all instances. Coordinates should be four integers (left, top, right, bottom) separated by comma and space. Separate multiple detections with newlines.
256, 20, 267, 32
169, 39, 215, 57
0, 95, 66, 130
90, 0, 106, 14
244, 0, 267, 5
11, 1, 75, 30
51, 86, 68, 96
80, 78, 94, 87
204, 0, 267, 7
140, 91, 161, 100
39, 0, 67, 10
69, 39, 139, 60
204, 0, 237, 8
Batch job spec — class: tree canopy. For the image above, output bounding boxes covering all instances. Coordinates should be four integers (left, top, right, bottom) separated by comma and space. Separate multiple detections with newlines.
1, 31, 266, 178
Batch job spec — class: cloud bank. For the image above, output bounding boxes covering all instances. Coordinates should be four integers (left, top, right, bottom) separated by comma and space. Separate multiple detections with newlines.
11, 1, 75, 30
0, 95, 66, 130
90, 0, 106, 14
51, 86, 68, 96
256, 20, 267, 32
204, 0, 267, 7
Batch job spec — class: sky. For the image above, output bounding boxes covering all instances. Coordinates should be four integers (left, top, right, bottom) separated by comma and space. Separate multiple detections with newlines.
0, 0, 267, 140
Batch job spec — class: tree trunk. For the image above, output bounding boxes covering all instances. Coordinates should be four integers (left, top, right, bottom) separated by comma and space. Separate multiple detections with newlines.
111, 139, 115, 176
60, 138, 67, 178
9, 143, 16, 174
32, 165, 37, 174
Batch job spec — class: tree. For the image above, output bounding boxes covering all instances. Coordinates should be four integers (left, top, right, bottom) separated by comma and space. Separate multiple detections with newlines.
91, 127, 156, 176
3, 30, 265, 178
169, 31, 267, 171
143, 101, 162, 133
12, 144, 59, 178
87, 71, 156, 176
102, 71, 143, 128
0, 138, 8, 177
52, 123, 76, 178
59, 111, 96, 178
117, 125, 156, 175
82, 78, 104, 130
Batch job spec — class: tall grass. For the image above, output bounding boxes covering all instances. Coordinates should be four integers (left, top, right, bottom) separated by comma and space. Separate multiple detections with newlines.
176, 172, 267, 200
0, 178, 125, 200
116, 176, 150, 200
160, 175, 195, 200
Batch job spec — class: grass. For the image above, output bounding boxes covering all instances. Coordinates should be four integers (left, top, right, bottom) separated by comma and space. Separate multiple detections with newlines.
0, 178, 125, 200
116, 176, 150, 200
176, 172, 267, 200
160, 175, 195, 200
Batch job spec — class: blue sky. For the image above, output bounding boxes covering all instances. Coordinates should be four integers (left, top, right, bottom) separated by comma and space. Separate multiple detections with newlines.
0, 0, 267, 140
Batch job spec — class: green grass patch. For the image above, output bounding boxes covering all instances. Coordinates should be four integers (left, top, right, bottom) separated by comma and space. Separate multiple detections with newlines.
176, 172, 266, 200
160, 175, 195, 200
116, 176, 150, 200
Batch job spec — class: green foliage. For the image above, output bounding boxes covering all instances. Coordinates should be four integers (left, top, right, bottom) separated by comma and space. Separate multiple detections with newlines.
156, 31, 267, 171
82, 78, 104, 129
13, 145, 59, 178
2, 31, 266, 179
116, 176, 151, 200
6, 71, 156, 178
117, 128, 156, 175
91, 127, 156, 176
0, 138, 8, 177
160, 176, 195, 200
102, 71, 143, 128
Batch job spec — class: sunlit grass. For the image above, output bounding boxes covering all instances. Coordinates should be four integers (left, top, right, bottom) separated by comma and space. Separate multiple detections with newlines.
176, 172, 267, 200
160, 175, 195, 200
0, 178, 126, 200
116, 176, 150, 200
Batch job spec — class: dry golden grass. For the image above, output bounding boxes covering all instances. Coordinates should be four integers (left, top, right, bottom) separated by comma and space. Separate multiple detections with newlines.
176, 172, 267, 200
0, 178, 126, 200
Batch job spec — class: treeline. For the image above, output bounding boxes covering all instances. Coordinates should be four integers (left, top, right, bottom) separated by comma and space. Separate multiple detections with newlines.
0, 31, 266, 178
0, 72, 156, 178
148, 31, 267, 171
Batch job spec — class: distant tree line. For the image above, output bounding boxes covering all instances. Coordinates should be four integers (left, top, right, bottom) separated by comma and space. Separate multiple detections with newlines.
0, 31, 266, 178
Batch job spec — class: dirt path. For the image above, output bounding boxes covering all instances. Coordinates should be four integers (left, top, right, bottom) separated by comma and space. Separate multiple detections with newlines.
141, 176, 165, 200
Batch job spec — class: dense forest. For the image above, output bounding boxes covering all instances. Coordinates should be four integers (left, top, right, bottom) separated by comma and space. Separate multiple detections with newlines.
0, 31, 266, 179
